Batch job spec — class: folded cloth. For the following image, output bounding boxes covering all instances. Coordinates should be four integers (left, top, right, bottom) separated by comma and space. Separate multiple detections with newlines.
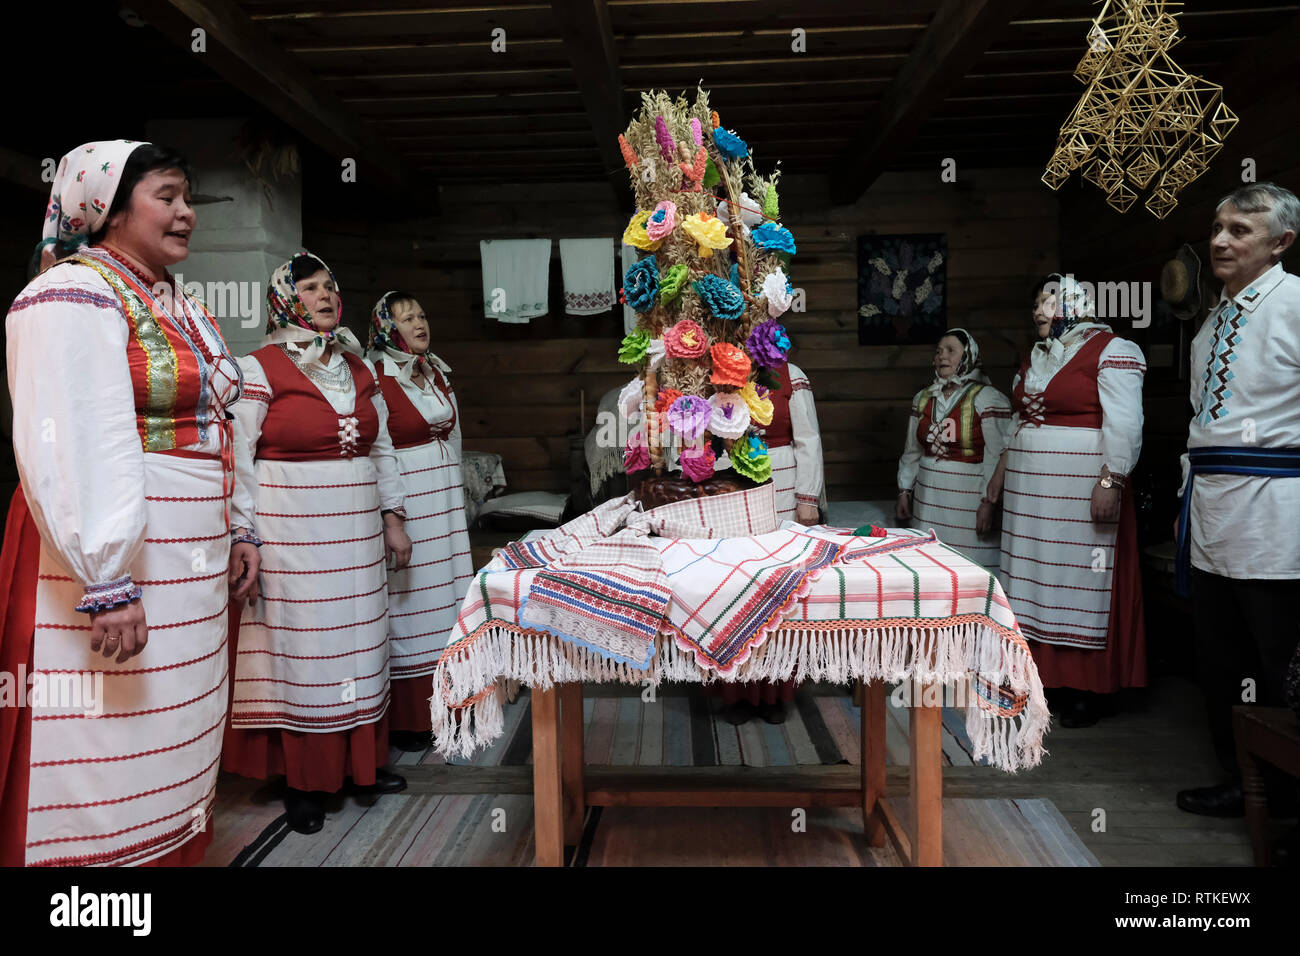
433, 507, 1050, 772
559, 238, 615, 315
480, 239, 552, 323
621, 242, 639, 334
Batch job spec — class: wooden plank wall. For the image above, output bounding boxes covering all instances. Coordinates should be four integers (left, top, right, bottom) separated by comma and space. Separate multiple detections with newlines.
305, 166, 1061, 500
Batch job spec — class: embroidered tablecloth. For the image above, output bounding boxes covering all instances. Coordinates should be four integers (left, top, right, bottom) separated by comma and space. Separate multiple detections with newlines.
431, 516, 1050, 773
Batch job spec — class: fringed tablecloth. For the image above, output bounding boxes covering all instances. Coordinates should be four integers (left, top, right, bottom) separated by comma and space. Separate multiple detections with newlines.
431, 493, 1049, 773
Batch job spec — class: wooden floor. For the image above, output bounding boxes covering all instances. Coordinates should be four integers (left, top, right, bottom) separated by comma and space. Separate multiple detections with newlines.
206, 674, 1286, 866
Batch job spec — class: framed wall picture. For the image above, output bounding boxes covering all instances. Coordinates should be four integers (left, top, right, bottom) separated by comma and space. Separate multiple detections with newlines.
856, 233, 947, 345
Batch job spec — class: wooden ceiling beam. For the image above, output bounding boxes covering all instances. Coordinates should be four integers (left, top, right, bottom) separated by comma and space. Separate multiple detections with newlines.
828, 0, 1029, 204
127, 0, 436, 213
549, 0, 633, 212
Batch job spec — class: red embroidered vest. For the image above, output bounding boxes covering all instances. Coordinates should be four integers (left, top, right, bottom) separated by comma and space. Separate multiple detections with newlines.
70, 251, 234, 453
764, 362, 794, 449
915, 383, 987, 463
374, 363, 457, 450
253, 345, 379, 460
1013, 330, 1113, 430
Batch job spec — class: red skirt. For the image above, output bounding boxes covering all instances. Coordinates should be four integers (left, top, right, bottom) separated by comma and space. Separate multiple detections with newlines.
0, 487, 209, 867
221, 604, 392, 791
389, 675, 434, 732
1029, 484, 1148, 693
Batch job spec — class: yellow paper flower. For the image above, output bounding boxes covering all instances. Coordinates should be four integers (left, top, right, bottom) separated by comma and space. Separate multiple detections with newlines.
739, 382, 774, 426
623, 210, 662, 252
681, 213, 732, 258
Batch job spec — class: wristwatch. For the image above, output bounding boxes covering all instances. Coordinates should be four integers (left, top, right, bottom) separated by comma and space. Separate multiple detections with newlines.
1099, 473, 1125, 489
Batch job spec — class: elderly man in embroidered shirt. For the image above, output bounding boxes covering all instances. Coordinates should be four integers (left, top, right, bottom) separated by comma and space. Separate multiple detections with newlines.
1174, 182, 1300, 821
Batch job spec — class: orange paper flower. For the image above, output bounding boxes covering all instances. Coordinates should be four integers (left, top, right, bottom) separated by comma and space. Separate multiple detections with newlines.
654, 388, 683, 416
618, 134, 639, 170
664, 319, 708, 359
709, 343, 751, 387
710, 110, 721, 129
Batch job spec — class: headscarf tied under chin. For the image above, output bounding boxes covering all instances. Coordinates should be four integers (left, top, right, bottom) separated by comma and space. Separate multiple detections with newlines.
40, 139, 148, 256
925, 327, 989, 398
368, 290, 451, 387
1044, 273, 1100, 340
264, 252, 362, 365
1027, 273, 1111, 392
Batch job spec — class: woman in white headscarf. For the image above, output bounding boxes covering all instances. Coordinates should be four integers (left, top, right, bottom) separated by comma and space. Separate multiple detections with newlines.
366, 291, 473, 750
221, 253, 411, 834
896, 328, 1012, 570
988, 275, 1148, 727
1, 140, 260, 866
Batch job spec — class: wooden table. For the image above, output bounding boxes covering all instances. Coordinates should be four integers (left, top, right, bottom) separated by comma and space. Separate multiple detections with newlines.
1234, 704, 1300, 866
530, 679, 945, 867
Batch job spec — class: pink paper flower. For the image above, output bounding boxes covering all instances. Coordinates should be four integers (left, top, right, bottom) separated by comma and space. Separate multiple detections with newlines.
624, 427, 650, 473
646, 200, 678, 241
681, 441, 716, 482
664, 319, 708, 360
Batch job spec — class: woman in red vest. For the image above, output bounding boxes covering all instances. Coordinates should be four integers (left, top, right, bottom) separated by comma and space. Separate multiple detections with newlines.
988, 275, 1148, 727
896, 328, 1012, 569
366, 291, 474, 750
222, 253, 412, 833
1, 140, 260, 865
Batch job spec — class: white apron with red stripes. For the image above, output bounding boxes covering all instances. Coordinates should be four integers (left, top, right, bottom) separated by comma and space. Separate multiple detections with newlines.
769, 444, 797, 522
913, 456, 1000, 570
229, 456, 391, 732
26, 454, 229, 866
387, 440, 474, 679
998, 424, 1115, 648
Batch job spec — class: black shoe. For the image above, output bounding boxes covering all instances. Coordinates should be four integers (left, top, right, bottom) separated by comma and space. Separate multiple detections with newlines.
758, 702, 787, 725
284, 788, 325, 834
390, 730, 430, 752
351, 768, 407, 795
722, 701, 756, 726
1176, 782, 1244, 817
1059, 693, 1100, 728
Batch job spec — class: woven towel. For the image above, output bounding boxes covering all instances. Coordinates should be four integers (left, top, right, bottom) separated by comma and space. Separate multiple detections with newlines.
480, 239, 552, 323
559, 238, 615, 315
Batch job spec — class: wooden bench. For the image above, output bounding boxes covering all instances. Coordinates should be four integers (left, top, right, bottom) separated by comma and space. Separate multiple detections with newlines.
1233, 704, 1300, 866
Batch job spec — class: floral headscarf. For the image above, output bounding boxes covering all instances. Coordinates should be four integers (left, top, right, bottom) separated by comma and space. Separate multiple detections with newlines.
925, 327, 989, 398
264, 252, 362, 364
1027, 274, 1111, 392
42, 139, 146, 249
1043, 273, 1100, 340
367, 290, 451, 386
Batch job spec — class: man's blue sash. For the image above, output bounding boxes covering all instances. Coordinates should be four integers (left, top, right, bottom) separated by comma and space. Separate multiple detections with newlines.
1175, 446, 1300, 596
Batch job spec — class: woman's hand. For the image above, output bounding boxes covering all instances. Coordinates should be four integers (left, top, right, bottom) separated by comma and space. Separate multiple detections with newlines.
89, 600, 148, 663
384, 514, 412, 570
896, 490, 912, 522
229, 541, 261, 607
976, 500, 997, 535
795, 502, 819, 526
1091, 483, 1122, 523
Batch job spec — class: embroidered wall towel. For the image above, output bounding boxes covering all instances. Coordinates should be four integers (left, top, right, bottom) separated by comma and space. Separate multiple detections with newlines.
480, 238, 552, 323
559, 238, 615, 315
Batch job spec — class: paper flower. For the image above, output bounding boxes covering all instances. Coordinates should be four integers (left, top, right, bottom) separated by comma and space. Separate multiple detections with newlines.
712, 127, 749, 161
680, 441, 716, 482
703, 156, 720, 189
646, 200, 677, 241
654, 388, 683, 416
731, 435, 772, 483
667, 395, 712, 441
618, 134, 639, 170
752, 222, 796, 255
716, 194, 759, 240
623, 256, 660, 313
646, 337, 666, 370
853, 524, 889, 538
682, 213, 732, 258
761, 267, 794, 317
655, 115, 676, 161
625, 427, 650, 473
692, 274, 746, 322
690, 117, 703, 146
618, 377, 644, 420
763, 184, 780, 220
659, 263, 690, 302
664, 319, 708, 359
623, 210, 662, 252
739, 381, 774, 426
746, 319, 791, 369
708, 392, 750, 439
709, 342, 751, 387
618, 328, 651, 364
710, 110, 721, 129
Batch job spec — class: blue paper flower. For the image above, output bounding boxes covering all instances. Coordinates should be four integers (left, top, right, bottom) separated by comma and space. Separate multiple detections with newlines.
729, 261, 741, 290
712, 127, 750, 161
692, 273, 746, 322
752, 222, 797, 255
623, 255, 660, 313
